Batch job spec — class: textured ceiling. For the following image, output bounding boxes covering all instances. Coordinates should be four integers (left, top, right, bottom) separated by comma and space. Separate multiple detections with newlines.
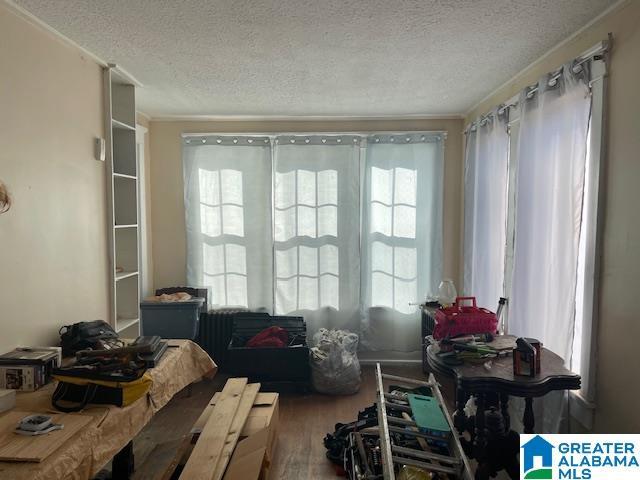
15, 0, 616, 117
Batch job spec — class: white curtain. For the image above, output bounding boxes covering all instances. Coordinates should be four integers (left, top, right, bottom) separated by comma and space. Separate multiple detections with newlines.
273, 136, 361, 339
183, 133, 445, 354
508, 65, 591, 433
361, 134, 444, 352
509, 65, 591, 365
463, 111, 509, 311
183, 136, 273, 311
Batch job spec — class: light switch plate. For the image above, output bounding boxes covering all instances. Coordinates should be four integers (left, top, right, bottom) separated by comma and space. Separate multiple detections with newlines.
95, 137, 106, 161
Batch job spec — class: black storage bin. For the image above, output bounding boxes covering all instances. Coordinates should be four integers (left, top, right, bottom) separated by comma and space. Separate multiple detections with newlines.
227, 313, 310, 383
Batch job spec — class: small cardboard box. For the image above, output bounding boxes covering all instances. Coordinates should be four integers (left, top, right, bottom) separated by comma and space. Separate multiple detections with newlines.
0, 365, 46, 391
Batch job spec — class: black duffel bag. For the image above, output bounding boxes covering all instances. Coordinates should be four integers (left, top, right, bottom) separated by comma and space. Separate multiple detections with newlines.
59, 320, 121, 356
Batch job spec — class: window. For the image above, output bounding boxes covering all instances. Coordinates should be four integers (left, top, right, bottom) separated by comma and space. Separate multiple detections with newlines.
361, 137, 444, 351
184, 133, 444, 350
463, 45, 608, 428
183, 137, 273, 310
198, 168, 248, 306
369, 166, 418, 314
274, 169, 340, 311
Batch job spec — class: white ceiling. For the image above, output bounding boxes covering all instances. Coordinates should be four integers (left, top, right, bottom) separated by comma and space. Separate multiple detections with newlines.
15, 0, 616, 118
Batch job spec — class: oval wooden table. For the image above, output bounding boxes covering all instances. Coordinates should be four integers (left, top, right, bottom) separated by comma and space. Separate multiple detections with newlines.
426, 336, 580, 479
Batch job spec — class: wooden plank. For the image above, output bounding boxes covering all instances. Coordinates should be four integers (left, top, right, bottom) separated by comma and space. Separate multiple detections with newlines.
0, 411, 93, 462
191, 391, 274, 435
179, 378, 247, 480
212, 383, 260, 480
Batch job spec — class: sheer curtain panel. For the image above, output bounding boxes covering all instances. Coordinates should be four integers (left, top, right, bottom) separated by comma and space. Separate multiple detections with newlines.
273, 136, 361, 338
463, 111, 509, 311
183, 136, 273, 310
508, 65, 591, 367
361, 134, 444, 352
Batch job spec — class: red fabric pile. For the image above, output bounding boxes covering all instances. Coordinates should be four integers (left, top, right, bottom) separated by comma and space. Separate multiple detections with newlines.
246, 326, 289, 348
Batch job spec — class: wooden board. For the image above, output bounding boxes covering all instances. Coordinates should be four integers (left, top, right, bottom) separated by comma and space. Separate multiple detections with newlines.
0, 411, 93, 462
179, 378, 248, 480
212, 383, 260, 480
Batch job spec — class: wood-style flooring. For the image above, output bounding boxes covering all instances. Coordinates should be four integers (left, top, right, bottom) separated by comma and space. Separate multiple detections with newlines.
130, 364, 426, 479
127, 363, 513, 480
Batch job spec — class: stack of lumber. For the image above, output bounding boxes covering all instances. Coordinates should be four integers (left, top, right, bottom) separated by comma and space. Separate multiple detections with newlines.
162, 377, 279, 480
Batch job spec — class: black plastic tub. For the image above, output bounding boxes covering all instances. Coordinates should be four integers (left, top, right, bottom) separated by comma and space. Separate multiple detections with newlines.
226, 312, 310, 383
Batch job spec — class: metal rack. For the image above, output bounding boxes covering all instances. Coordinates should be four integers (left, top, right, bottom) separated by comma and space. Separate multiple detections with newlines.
375, 363, 474, 480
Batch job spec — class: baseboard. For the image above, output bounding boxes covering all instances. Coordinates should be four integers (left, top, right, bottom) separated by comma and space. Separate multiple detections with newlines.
359, 358, 422, 366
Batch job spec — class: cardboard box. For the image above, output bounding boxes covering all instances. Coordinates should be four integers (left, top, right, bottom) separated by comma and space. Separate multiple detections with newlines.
0, 365, 46, 391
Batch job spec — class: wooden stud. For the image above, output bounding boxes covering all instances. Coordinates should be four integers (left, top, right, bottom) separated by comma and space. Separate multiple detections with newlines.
212, 383, 260, 480
179, 378, 248, 480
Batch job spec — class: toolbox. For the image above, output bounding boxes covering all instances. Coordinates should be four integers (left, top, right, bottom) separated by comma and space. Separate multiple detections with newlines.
226, 312, 310, 384
433, 296, 498, 340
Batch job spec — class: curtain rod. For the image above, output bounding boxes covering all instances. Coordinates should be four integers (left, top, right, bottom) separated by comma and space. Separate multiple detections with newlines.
465, 39, 609, 134
182, 130, 448, 138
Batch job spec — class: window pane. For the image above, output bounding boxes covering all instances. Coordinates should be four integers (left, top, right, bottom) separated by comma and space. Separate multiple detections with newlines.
275, 170, 295, 209
204, 274, 226, 305
319, 245, 339, 275
394, 246, 417, 280
203, 244, 224, 276
299, 246, 318, 277
393, 205, 416, 238
276, 278, 297, 313
274, 208, 296, 241
371, 241, 393, 274
394, 168, 417, 206
276, 247, 297, 278
198, 169, 219, 205
297, 206, 316, 237
226, 274, 247, 306
220, 169, 243, 205
370, 203, 392, 236
222, 205, 244, 236
297, 170, 316, 205
318, 170, 337, 205
394, 278, 416, 314
299, 277, 319, 310
320, 275, 339, 309
318, 206, 337, 237
225, 244, 247, 275
200, 204, 221, 237
371, 167, 392, 204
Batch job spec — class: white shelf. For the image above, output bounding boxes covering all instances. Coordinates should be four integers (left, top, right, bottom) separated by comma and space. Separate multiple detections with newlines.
113, 172, 137, 180
112, 118, 136, 131
116, 270, 138, 281
105, 66, 140, 336
116, 317, 139, 333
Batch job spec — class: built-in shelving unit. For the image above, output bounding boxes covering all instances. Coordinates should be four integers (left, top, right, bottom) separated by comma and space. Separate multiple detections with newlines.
104, 65, 141, 335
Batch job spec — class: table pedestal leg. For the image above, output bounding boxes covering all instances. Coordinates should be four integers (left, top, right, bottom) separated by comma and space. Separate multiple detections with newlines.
500, 393, 510, 431
453, 383, 468, 433
524, 397, 535, 434
112, 440, 135, 479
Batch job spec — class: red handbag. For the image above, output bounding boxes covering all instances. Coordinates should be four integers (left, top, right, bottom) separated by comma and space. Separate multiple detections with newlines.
433, 297, 498, 340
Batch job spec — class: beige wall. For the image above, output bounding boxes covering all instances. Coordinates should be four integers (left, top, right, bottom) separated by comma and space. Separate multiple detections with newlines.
149, 118, 464, 295
465, 0, 640, 433
0, 5, 109, 351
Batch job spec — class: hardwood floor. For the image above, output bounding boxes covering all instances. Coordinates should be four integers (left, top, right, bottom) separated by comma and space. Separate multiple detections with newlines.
131, 364, 425, 479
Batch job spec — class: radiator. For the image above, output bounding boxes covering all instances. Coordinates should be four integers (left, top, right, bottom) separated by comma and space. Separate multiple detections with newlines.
198, 308, 248, 371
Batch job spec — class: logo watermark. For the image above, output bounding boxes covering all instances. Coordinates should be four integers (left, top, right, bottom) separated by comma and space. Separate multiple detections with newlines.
520, 434, 640, 479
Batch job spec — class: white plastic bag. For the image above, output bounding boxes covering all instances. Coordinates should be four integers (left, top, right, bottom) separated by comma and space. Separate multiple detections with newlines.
310, 328, 361, 395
